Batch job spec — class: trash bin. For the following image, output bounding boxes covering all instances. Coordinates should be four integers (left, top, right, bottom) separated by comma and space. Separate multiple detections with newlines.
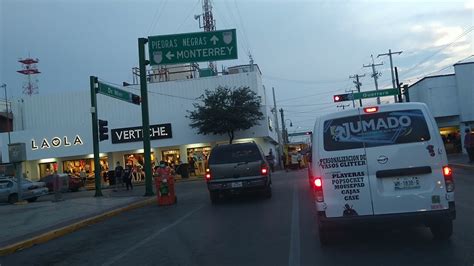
154, 168, 177, 206
179, 163, 189, 179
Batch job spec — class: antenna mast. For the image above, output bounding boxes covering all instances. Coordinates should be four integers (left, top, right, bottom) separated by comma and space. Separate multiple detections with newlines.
196, 0, 217, 71
17, 57, 40, 96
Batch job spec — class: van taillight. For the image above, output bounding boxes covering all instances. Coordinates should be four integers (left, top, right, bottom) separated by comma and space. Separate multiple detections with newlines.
313, 177, 324, 202
364, 106, 379, 113
205, 168, 211, 181
442, 166, 454, 192
261, 165, 268, 175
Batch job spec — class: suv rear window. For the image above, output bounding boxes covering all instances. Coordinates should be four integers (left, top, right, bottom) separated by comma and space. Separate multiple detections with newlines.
209, 144, 262, 164
323, 109, 431, 151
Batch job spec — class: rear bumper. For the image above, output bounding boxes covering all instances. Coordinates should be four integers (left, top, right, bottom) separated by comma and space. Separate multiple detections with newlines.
318, 202, 456, 229
207, 176, 269, 193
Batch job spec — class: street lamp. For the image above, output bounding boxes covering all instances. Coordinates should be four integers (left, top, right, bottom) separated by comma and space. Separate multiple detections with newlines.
1, 83, 10, 144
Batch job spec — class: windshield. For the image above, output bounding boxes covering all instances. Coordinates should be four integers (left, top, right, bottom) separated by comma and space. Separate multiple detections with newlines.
209, 145, 262, 164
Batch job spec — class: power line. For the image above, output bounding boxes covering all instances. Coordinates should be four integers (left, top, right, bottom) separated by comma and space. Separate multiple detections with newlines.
277, 89, 344, 103
147, 0, 169, 36
263, 75, 348, 85
233, 0, 253, 57
175, 0, 202, 33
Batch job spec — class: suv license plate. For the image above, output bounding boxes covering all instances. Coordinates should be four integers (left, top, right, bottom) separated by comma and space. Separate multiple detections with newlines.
231, 182, 243, 188
394, 176, 420, 190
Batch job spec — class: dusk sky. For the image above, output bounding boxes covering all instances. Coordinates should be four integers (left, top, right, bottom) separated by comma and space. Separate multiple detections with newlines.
1, 0, 473, 134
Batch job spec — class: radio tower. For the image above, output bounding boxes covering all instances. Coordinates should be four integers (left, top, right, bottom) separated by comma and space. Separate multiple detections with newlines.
196, 0, 216, 71
17, 57, 40, 96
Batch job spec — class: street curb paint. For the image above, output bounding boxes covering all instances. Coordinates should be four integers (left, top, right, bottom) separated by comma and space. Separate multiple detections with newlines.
0, 197, 155, 256
449, 163, 474, 169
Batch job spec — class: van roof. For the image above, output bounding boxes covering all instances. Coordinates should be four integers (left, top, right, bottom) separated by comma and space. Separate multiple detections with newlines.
316, 102, 428, 121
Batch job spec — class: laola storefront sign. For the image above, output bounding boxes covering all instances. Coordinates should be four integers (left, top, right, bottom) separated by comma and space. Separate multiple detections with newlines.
31, 135, 84, 150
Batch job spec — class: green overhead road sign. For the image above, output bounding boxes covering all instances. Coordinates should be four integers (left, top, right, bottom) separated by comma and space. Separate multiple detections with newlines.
148, 29, 238, 65
97, 82, 140, 105
353, 88, 399, 100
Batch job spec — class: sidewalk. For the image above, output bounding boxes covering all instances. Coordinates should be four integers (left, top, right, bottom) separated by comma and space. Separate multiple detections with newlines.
448, 153, 474, 169
0, 185, 154, 254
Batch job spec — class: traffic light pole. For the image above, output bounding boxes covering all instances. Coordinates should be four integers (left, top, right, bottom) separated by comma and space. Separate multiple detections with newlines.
138, 38, 154, 197
90, 76, 103, 197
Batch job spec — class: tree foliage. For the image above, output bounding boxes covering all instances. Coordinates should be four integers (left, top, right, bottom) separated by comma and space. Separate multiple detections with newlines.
187, 86, 264, 144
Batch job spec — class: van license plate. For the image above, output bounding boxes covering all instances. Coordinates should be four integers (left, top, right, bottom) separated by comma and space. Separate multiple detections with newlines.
231, 182, 243, 188
394, 176, 420, 190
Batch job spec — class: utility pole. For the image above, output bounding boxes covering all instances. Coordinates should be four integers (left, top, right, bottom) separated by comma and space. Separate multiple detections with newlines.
89, 76, 103, 197
363, 55, 383, 104
394, 67, 403, 102
272, 87, 283, 169
279, 108, 287, 144
1, 83, 11, 144
345, 89, 356, 108
349, 74, 365, 107
378, 49, 402, 102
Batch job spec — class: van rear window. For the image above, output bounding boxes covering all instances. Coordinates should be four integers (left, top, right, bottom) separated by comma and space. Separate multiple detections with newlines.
323, 109, 431, 151
209, 145, 262, 164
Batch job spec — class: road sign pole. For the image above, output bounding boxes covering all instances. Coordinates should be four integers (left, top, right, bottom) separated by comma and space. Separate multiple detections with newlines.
395, 67, 403, 103
90, 76, 103, 197
138, 38, 154, 197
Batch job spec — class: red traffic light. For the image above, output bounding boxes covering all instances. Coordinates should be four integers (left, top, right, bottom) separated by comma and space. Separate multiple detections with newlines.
334, 95, 341, 102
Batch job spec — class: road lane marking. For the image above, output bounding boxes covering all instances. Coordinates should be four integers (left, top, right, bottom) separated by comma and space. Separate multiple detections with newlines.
288, 184, 301, 266
102, 204, 205, 266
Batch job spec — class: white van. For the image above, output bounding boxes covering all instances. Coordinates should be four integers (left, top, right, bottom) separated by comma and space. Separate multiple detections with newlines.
311, 103, 455, 244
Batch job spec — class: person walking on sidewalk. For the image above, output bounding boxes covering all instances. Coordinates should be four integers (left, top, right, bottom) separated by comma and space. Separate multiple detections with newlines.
464, 128, 474, 163
123, 165, 133, 190
114, 161, 124, 187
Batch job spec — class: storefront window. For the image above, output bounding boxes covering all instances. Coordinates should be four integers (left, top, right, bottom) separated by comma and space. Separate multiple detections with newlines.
39, 162, 58, 178
124, 153, 155, 183
187, 147, 211, 176
162, 149, 180, 167
62, 158, 109, 185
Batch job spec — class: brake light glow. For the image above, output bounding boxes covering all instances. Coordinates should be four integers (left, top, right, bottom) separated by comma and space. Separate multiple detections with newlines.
442, 166, 454, 192
313, 177, 324, 202
364, 106, 379, 113
205, 168, 211, 181
261, 165, 268, 175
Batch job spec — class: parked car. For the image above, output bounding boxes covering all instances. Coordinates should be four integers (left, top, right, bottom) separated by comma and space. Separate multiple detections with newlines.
206, 142, 272, 203
40, 174, 83, 192
0, 177, 49, 204
311, 103, 456, 244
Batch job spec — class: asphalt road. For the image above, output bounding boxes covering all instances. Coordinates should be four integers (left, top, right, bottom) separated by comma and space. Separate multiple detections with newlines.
1, 167, 473, 266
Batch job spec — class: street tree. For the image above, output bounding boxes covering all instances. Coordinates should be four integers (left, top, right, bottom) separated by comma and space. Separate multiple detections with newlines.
187, 86, 264, 144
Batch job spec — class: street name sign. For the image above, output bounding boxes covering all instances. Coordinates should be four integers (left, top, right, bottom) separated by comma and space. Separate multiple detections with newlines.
353, 88, 399, 100
148, 29, 238, 65
97, 82, 140, 105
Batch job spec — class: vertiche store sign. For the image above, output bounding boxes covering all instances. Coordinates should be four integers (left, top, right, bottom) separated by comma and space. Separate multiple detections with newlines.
31, 135, 84, 150
111, 123, 172, 144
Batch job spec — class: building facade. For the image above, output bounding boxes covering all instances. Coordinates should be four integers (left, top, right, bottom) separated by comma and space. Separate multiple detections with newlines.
408, 61, 474, 154
0, 68, 279, 180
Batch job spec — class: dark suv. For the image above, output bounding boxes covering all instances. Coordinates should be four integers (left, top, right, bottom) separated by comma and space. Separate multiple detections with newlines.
206, 142, 272, 203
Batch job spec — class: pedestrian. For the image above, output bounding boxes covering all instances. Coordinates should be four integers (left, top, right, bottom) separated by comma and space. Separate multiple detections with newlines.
464, 128, 474, 163
80, 168, 87, 185
114, 161, 124, 187
267, 149, 275, 172
297, 152, 303, 169
123, 165, 133, 190
188, 157, 196, 176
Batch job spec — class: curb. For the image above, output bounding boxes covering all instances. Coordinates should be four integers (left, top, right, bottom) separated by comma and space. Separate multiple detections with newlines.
0, 197, 155, 256
449, 163, 474, 170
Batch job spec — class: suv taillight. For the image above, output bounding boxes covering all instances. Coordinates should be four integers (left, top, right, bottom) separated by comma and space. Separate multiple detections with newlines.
443, 166, 454, 192
261, 164, 268, 175
313, 177, 324, 202
205, 168, 211, 181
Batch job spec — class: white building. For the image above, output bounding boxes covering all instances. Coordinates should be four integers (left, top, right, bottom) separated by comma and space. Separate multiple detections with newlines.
408, 61, 474, 154
0, 66, 279, 180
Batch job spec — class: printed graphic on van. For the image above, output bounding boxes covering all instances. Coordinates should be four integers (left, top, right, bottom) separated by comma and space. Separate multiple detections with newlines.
323, 109, 431, 151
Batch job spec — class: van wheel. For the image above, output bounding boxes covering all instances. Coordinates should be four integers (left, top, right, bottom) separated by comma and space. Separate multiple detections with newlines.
8, 194, 19, 204
210, 191, 219, 204
430, 219, 453, 240
318, 224, 330, 245
27, 197, 38, 203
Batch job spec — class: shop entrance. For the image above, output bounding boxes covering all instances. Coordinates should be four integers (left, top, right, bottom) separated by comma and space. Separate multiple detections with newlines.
39, 162, 58, 178
187, 146, 211, 176
440, 127, 462, 154
124, 153, 155, 183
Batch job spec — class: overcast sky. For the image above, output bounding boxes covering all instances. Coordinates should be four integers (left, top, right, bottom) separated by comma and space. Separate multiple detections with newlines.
1, 0, 473, 135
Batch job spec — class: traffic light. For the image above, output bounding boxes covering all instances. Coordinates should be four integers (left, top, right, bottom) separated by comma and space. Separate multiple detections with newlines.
333, 93, 350, 102
98, 119, 108, 141
131, 94, 141, 105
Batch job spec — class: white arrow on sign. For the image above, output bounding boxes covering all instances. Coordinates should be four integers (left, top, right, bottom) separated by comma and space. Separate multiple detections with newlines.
166, 51, 175, 60
210, 35, 219, 45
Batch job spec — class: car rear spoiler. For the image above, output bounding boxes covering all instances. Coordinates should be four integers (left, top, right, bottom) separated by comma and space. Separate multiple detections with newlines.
376, 166, 432, 178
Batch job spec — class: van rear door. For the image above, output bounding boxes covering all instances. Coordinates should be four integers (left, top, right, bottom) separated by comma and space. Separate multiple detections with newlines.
318, 109, 374, 218
361, 105, 449, 215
